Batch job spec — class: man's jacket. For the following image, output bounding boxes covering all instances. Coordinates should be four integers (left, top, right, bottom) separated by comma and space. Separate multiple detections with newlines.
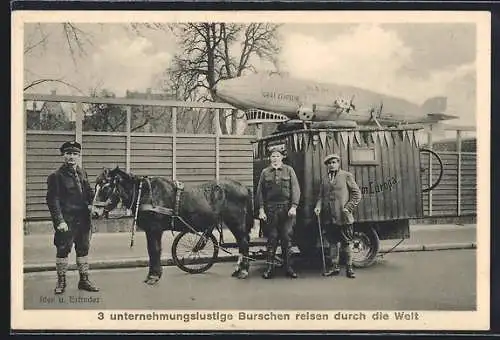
256, 164, 301, 209
46, 164, 94, 227
315, 169, 362, 225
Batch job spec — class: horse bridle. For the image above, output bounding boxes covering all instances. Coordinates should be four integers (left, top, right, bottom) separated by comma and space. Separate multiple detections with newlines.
94, 175, 140, 214
93, 174, 148, 248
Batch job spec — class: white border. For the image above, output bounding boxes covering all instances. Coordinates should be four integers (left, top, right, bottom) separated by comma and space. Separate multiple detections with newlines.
11, 10, 491, 331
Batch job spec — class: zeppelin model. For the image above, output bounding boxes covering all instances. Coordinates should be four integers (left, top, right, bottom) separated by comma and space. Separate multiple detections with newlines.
214, 72, 457, 128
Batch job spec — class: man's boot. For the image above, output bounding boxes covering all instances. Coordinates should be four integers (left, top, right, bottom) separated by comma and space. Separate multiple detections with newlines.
284, 246, 298, 278
262, 246, 276, 279
144, 274, 161, 285
77, 256, 100, 292
346, 265, 356, 278
323, 262, 341, 277
323, 243, 341, 276
345, 242, 356, 279
54, 257, 68, 294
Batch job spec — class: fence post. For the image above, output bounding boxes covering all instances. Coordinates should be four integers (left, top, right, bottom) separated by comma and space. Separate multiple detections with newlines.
457, 130, 462, 216
75, 102, 83, 167
172, 107, 177, 180
125, 106, 131, 173
427, 126, 433, 216
124, 106, 132, 216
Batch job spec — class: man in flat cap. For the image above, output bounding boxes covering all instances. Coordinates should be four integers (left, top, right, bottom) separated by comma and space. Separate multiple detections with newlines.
314, 153, 362, 278
46, 141, 99, 294
256, 146, 301, 279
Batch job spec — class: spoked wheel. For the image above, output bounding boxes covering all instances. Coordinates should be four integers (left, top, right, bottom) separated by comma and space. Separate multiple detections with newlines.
171, 230, 219, 274
351, 226, 380, 268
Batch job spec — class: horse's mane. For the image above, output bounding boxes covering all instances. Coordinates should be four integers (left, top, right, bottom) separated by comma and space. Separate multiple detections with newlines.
109, 167, 133, 180
100, 167, 251, 207
102, 168, 249, 194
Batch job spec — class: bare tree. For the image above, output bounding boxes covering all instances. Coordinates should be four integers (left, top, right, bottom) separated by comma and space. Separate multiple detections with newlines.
24, 23, 94, 93
23, 22, 282, 134
164, 23, 282, 134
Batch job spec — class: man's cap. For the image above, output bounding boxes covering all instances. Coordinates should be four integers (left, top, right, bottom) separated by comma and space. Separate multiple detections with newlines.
323, 153, 340, 164
267, 144, 286, 156
60, 141, 81, 154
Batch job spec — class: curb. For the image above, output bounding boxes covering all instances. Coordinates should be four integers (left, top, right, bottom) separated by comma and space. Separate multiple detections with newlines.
23, 242, 476, 273
380, 242, 477, 253
24, 254, 242, 273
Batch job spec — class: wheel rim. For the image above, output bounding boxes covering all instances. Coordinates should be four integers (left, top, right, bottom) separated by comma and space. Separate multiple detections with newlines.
351, 232, 374, 264
175, 232, 216, 271
420, 148, 444, 192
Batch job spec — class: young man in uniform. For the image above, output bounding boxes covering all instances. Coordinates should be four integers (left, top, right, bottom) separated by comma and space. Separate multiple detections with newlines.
256, 146, 301, 279
314, 153, 362, 278
46, 141, 99, 294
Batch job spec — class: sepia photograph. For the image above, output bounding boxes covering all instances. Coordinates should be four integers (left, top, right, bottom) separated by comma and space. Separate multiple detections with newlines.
11, 10, 490, 331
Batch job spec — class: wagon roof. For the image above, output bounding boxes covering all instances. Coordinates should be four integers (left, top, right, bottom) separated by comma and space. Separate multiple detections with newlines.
254, 125, 425, 143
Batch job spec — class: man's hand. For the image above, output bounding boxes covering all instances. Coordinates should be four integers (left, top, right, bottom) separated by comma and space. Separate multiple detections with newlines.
314, 207, 321, 216
89, 205, 101, 218
288, 206, 297, 217
56, 222, 69, 232
258, 208, 267, 222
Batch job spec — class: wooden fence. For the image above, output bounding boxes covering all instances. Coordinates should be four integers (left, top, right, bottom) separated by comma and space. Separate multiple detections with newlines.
419, 128, 477, 217
25, 131, 254, 220
23, 93, 254, 220
23, 93, 476, 221
421, 152, 476, 217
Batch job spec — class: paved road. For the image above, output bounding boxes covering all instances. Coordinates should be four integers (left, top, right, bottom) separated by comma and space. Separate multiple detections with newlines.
24, 249, 476, 311
23, 224, 476, 265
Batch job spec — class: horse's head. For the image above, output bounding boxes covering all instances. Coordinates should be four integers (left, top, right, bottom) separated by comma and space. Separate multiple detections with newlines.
94, 166, 136, 217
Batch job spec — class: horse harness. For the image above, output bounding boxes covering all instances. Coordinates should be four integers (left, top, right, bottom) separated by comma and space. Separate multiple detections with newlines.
125, 177, 276, 266
128, 177, 185, 247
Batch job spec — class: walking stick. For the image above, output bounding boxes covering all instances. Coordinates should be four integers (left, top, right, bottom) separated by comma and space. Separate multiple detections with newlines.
316, 214, 327, 276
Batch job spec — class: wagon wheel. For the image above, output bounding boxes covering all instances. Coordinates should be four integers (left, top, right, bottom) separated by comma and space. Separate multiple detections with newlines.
171, 230, 219, 274
419, 148, 444, 192
351, 225, 380, 268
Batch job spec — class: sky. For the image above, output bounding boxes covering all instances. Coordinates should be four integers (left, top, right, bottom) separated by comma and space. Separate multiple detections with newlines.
23, 22, 478, 127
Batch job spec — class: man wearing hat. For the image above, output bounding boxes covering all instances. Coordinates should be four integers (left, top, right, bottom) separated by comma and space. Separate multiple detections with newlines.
255, 145, 301, 279
46, 141, 99, 294
314, 153, 362, 278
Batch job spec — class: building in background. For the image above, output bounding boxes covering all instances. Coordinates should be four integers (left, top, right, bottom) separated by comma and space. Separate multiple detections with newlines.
26, 90, 73, 131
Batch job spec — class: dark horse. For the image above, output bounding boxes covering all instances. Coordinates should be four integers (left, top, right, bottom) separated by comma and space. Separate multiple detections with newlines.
93, 167, 254, 284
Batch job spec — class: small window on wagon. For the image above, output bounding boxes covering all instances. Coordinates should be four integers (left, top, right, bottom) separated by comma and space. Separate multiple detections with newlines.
349, 145, 379, 165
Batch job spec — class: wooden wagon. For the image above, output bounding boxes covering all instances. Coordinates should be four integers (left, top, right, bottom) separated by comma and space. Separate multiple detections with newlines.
252, 125, 443, 267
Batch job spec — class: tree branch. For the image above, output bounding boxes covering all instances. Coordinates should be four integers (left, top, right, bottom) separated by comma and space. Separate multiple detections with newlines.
24, 34, 50, 54
23, 78, 85, 94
